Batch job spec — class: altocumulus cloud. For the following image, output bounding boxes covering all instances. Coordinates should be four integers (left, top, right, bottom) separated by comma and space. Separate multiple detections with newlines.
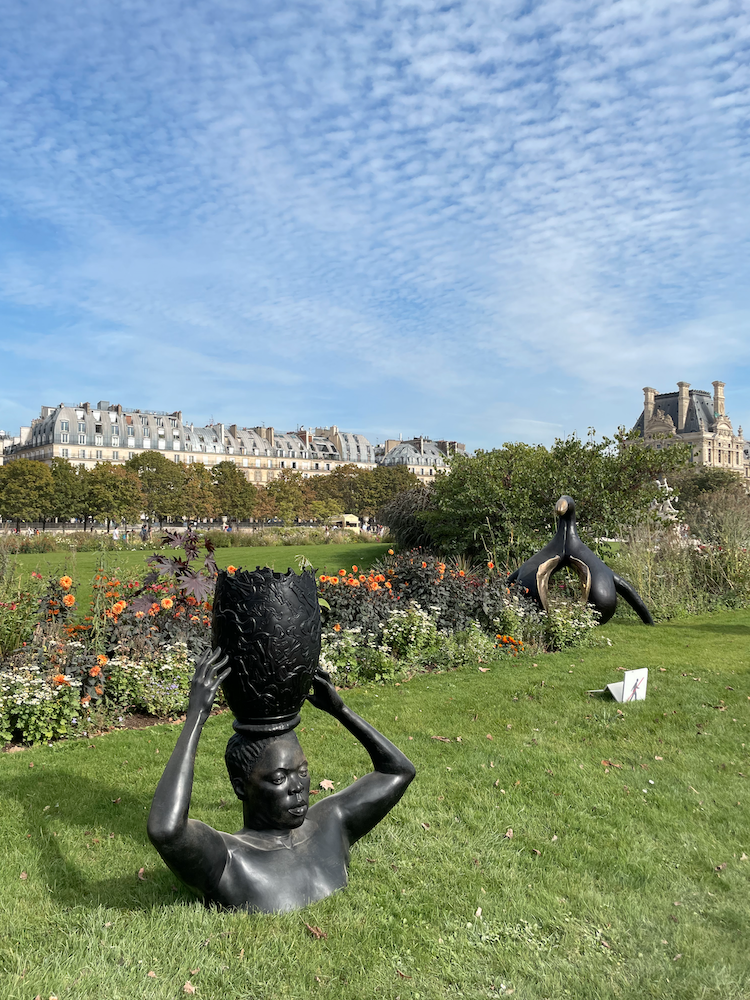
0, 0, 749, 446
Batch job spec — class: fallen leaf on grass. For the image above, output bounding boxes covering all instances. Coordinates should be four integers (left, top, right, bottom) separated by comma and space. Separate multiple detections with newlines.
531, 848, 541, 856
494, 779, 500, 788
191, 968, 199, 975
304, 922, 327, 939
504, 828, 513, 840
137, 868, 146, 881
486, 734, 493, 740
421, 822, 431, 830
600, 939, 610, 949
601, 760, 622, 769
319, 779, 335, 791
147, 971, 156, 978
715, 863, 727, 872
309, 789, 319, 795
111, 797, 121, 804
659, 667, 666, 672
478, 667, 490, 672
431, 736, 451, 743
551, 835, 558, 842
655, 756, 663, 761
396, 970, 411, 979
19, 872, 27, 880
184, 982, 196, 994
673, 954, 682, 961
741, 853, 748, 861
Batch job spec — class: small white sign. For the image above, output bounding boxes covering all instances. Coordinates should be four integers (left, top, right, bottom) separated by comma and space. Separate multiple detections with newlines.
588, 667, 648, 703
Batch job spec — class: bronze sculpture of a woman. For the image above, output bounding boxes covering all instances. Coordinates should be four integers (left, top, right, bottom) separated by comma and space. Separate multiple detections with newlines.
148, 568, 415, 913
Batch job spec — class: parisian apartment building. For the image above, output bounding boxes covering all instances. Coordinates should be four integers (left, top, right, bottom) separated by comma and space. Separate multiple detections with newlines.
1, 401, 466, 484
633, 380, 750, 478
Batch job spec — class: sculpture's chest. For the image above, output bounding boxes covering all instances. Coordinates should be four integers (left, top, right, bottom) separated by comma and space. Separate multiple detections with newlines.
212, 833, 349, 913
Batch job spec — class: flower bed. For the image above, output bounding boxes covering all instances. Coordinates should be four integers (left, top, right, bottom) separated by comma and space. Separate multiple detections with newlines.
0, 539, 608, 745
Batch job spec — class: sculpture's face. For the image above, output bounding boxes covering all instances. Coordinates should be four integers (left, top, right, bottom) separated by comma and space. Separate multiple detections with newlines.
242, 734, 311, 830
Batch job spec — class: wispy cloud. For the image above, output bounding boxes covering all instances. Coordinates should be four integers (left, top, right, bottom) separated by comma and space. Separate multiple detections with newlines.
1, 0, 749, 446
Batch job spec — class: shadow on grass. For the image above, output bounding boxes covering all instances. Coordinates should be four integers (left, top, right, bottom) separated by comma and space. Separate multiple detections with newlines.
677, 623, 750, 635
0, 766, 201, 912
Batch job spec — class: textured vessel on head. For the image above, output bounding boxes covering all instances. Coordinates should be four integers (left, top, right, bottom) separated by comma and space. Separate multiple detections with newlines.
212, 567, 321, 735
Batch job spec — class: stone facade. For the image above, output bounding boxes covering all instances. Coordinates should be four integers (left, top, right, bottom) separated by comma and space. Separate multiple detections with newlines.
375, 437, 466, 479
632, 381, 749, 479
2, 402, 461, 483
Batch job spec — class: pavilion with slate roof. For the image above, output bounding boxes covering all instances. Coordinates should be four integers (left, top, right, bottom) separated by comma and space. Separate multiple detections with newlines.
633, 381, 749, 480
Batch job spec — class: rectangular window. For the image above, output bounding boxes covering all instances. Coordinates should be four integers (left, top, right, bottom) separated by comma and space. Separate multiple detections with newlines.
95, 434, 103, 446
325, 463, 331, 471
112, 451, 119, 461
254, 470, 262, 482
61, 433, 69, 444
60, 420, 69, 432
78, 434, 86, 445
95, 424, 102, 434
128, 451, 135, 459
142, 438, 150, 448
78, 422, 86, 433
143, 428, 150, 438
158, 439, 166, 450
96, 450, 103, 460
111, 437, 119, 447
280, 460, 286, 468
255, 459, 261, 467
172, 439, 179, 449
79, 449, 87, 459
61, 448, 69, 458
292, 461, 297, 469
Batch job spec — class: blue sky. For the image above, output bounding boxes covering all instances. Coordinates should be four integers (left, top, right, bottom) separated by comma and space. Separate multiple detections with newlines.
1, 0, 749, 451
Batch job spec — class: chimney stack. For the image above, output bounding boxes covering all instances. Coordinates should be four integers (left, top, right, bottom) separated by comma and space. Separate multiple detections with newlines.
677, 381, 690, 431
642, 387, 657, 422
712, 381, 726, 417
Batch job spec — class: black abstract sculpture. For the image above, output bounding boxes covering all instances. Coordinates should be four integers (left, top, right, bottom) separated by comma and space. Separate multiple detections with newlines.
148, 567, 415, 913
507, 496, 654, 625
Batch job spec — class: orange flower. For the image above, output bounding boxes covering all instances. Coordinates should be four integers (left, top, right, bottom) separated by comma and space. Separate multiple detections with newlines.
385, 581, 392, 590
333, 623, 342, 632
52, 673, 69, 686
148, 603, 160, 616
161, 597, 174, 610
190, 614, 200, 621
422, 561, 427, 568
329, 576, 338, 586
359, 575, 366, 582
338, 569, 346, 576
388, 549, 394, 555
351, 565, 358, 573
89, 665, 102, 677
95, 685, 103, 695
81, 695, 91, 707
319, 575, 328, 583
97, 654, 109, 666
487, 561, 494, 570
112, 601, 126, 615
227, 565, 237, 574
59, 576, 73, 590
458, 570, 465, 577
62, 594, 76, 607
135, 611, 145, 619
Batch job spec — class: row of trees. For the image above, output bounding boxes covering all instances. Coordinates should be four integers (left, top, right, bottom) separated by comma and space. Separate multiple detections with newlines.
0, 454, 419, 530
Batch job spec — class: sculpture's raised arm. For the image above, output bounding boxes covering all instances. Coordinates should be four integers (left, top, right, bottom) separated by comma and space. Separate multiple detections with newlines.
147, 647, 231, 895
307, 669, 416, 844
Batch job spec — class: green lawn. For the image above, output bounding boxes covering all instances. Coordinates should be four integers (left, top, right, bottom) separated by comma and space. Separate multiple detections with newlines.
8, 543, 390, 609
1, 610, 750, 999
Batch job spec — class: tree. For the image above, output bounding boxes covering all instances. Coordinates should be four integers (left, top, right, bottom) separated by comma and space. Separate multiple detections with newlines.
264, 470, 308, 524
180, 464, 217, 523
212, 461, 257, 524
49, 458, 83, 530
125, 452, 184, 526
84, 463, 144, 529
351, 464, 419, 518
0, 459, 55, 531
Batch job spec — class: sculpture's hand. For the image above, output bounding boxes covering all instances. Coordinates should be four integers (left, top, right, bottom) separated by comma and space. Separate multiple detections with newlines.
307, 668, 345, 715
188, 647, 231, 719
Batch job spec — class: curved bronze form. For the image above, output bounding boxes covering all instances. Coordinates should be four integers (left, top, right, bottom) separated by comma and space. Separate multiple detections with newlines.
507, 495, 654, 626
